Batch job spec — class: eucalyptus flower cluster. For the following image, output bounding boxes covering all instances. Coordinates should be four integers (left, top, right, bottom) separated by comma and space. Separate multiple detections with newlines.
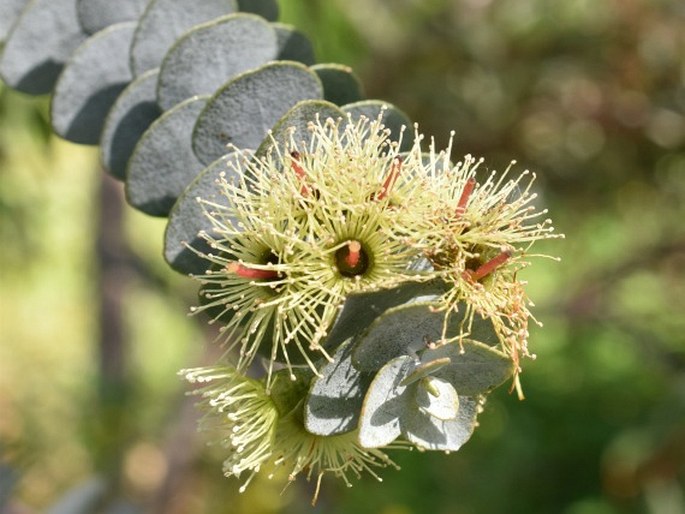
183, 114, 561, 501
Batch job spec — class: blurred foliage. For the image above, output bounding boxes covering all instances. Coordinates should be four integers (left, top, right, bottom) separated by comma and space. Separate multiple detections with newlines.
1, 0, 684, 513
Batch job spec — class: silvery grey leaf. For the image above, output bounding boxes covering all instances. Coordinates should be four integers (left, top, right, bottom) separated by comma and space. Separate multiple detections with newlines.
0, 0, 87, 94
156, 13, 277, 110
100, 68, 162, 179
305, 339, 374, 436
0, 0, 28, 42
126, 95, 208, 216
273, 23, 315, 65
164, 150, 251, 274
312, 63, 364, 106
51, 22, 136, 144
77, 0, 148, 34
358, 355, 414, 448
130, 0, 238, 76
192, 61, 323, 165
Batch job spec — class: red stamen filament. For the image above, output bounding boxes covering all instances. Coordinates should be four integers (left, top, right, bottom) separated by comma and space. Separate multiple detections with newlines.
466, 251, 512, 281
290, 151, 310, 196
455, 178, 476, 218
376, 158, 402, 201
227, 262, 279, 280
344, 240, 362, 268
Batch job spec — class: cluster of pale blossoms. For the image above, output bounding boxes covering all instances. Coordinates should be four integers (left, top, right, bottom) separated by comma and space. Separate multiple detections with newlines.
181, 115, 561, 502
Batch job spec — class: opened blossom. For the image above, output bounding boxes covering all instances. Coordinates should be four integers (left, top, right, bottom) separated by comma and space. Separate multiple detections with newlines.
413, 153, 562, 395
183, 366, 399, 504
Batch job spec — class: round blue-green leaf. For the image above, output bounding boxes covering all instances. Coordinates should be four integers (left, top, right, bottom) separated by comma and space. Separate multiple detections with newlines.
401, 395, 480, 452
164, 151, 251, 275
156, 13, 277, 111
100, 69, 162, 180
352, 301, 446, 372
420, 340, 514, 396
237, 0, 278, 21
400, 357, 451, 387
77, 0, 148, 34
0, 0, 87, 94
325, 280, 447, 351
305, 339, 373, 437
273, 23, 315, 65
353, 301, 499, 372
254, 99, 343, 159
130, 0, 238, 76
343, 100, 413, 151
312, 64, 364, 106
51, 22, 136, 144
414, 377, 460, 421
0, 0, 28, 42
192, 61, 323, 165
358, 355, 414, 449
126, 95, 208, 216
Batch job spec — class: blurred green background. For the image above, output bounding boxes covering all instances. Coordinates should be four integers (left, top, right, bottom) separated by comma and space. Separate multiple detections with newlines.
1, 0, 684, 513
